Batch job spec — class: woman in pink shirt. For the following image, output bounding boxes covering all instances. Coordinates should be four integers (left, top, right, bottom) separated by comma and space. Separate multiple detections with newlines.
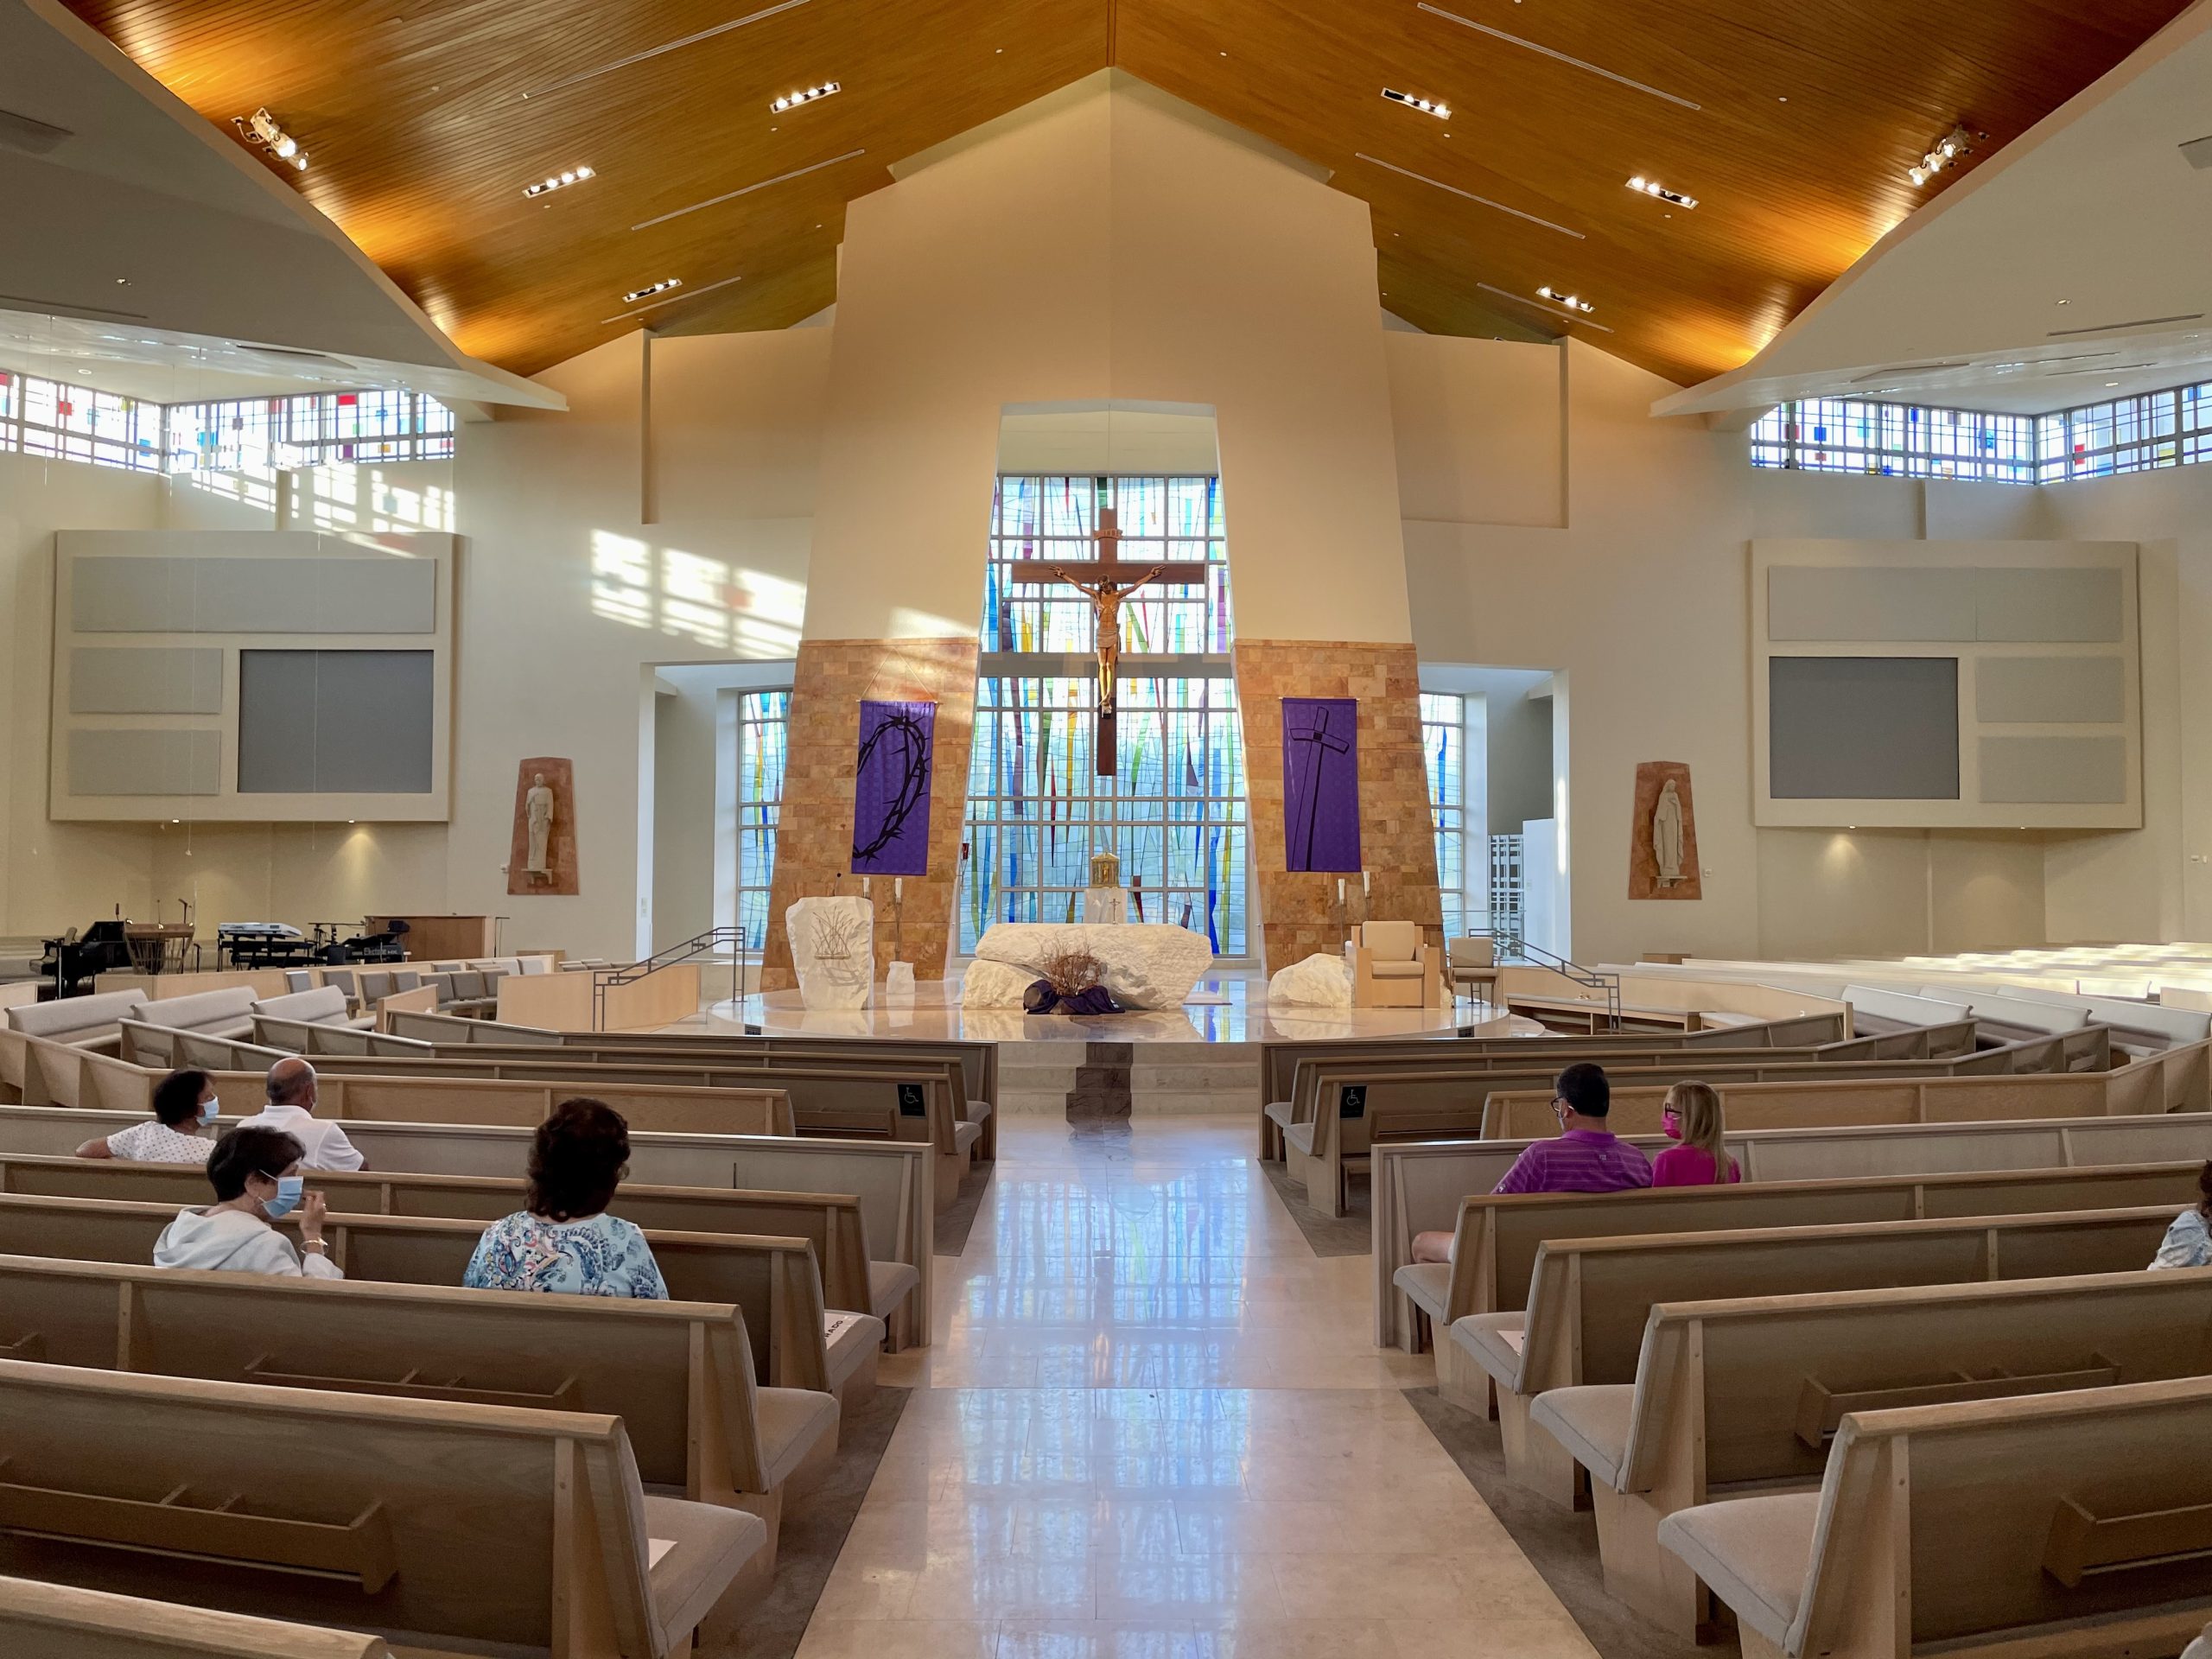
1651, 1081, 1740, 1186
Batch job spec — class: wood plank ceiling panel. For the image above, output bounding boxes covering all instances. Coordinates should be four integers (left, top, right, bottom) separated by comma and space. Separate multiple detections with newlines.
63, 0, 2192, 385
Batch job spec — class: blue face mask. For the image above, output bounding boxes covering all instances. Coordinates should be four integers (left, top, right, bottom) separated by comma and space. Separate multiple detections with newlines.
199, 1098, 219, 1124
261, 1174, 305, 1220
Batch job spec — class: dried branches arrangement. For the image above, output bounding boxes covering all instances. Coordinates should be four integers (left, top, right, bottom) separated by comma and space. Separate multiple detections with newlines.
1037, 948, 1107, 997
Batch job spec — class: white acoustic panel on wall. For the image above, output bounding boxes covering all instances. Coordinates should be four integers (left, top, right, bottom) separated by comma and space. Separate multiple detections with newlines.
68, 729, 221, 796
1979, 736, 2129, 804
67, 647, 223, 714
1974, 656, 2127, 724
1752, 540, 2139, 830
50, 531, 454, 823
71, 556, 437, 634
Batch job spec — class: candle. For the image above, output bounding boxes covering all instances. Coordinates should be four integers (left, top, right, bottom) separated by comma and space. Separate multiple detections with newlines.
862, 875, 871, 898
1336, 877, 1345, 905
1362, 869, 1371, 896
894, 877, 904, 901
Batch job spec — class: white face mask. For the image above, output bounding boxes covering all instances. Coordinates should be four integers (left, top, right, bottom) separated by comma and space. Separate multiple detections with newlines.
199, 1097, 219, 1124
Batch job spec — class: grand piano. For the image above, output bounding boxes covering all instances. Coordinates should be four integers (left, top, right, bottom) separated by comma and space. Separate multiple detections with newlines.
39, 920, 131, 996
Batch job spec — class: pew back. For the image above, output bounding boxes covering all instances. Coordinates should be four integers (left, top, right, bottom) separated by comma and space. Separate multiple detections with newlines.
0, 1191, 833, 1392
0, 1358, 676, 1656
0, 1578, 393, 1658
0, 1253, 790, 1497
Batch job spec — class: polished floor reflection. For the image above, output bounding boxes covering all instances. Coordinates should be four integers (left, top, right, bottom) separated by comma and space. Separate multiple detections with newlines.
801, 1116, 1598, 1658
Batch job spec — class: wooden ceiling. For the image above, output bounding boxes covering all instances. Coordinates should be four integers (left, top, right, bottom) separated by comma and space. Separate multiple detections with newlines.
63, 0, 2191, 385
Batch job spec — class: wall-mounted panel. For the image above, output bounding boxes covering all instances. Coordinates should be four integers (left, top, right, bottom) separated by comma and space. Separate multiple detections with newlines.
67, 647, 223, 714
67, 729, 221, 796
72, 556, 436, 634
1751, 539, 2139, 830
49, 531, 454, 823
238, 650, 435, 794
1974, 656, 2126, 724
1768, 657, 1960, 799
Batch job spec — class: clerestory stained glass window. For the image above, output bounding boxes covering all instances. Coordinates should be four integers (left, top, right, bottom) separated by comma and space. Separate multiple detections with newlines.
963, 475, 1249, 956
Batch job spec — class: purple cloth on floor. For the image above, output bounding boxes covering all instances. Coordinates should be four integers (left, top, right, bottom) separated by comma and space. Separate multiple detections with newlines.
1023, 980, 1122, 1016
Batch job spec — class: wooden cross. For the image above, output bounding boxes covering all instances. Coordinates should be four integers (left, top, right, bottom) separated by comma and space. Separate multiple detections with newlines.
1011, 504, 1210, 776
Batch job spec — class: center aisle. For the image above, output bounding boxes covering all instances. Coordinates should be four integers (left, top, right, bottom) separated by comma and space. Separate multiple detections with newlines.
797, 1115, 1599, 1658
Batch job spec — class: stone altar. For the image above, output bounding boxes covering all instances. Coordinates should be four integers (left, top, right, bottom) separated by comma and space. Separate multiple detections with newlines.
969, 922, 1213, 1010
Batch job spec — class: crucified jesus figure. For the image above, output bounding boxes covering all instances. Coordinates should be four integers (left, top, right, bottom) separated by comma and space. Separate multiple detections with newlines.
1052, 561, 1165, 720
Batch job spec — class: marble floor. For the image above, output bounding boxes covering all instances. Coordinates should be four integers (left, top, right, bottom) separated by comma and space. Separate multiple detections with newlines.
798, 1115, 1599, 1658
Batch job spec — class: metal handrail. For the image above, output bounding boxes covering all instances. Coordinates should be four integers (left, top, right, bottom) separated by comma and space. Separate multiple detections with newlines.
1470, 925, 1624, 1032
588, 925, 750, 1032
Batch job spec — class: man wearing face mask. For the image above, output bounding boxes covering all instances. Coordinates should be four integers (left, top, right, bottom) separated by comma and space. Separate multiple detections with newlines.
152, 1125, 342, 1280
1488, 1062, 1652, 1196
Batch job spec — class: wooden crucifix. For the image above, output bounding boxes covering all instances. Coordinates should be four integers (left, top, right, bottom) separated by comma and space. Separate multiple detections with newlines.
1011, 503, 1209, 775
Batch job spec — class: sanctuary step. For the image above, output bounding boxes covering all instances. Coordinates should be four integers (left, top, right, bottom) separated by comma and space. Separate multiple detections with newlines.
998, 1040, 1261, 1116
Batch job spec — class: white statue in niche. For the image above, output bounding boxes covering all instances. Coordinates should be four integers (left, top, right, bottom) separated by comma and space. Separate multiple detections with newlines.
524, 772, 556, 878
1652, 778, 1685, 888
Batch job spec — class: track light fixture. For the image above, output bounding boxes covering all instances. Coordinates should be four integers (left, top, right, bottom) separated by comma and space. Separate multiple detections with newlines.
1625, 175, 1696, 208
1536, 284, 1593, 314
524, 165, 595, 199
623, 277, 683, 303
1381, 87, 1452, 120
234, 108, 308, 171
1907, 125, 1972, 187
770, 81, 841, 113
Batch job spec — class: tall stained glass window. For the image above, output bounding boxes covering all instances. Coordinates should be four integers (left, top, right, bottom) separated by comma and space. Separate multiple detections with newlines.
734, 690, 789, 954
963, 475, 1249, 955
1421, 692, 1466, 937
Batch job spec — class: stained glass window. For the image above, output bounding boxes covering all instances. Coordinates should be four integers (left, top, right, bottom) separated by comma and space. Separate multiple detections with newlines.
1421, 692, 1466, 937
734, 690, 789, 954
963, 475, 1249, 955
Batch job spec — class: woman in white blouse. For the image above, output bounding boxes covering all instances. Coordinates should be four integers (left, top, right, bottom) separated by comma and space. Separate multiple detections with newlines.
2149, 1161, 2212, 1269
75, 1069, 218, 1164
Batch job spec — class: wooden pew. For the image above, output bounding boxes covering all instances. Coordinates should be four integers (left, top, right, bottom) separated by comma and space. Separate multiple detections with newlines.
0, 1357, 762, 1658
0, 1576, 395, 1657
1529, 1269, 2212, 1634
0, 1190, 880, 1407
0, 1103, 935, 1349
0, 1253, 837, 1567
1284, 1031, 2115, 1217
1446, 1205, 2179, 1503
1478, 1043, 2202, 1141
0, 1154, 908, 1336
1656, 1375, 2212, 1659
1362, 1110, 2212, 1353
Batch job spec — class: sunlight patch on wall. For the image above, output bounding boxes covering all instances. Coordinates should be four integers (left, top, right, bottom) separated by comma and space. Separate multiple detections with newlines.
590, 530, 804, 658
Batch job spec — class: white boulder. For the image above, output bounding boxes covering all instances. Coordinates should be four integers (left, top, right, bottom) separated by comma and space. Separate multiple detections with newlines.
972, 922, 1214, 1010
1268, 950, 1352, 1008
785, 896, 874, 1010
959, 957, 1035, 1009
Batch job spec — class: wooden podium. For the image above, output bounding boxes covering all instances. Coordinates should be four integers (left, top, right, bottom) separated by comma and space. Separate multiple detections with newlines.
372, 915, 497, 960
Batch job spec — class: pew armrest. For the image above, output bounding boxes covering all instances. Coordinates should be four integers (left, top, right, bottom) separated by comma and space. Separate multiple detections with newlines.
868, 1261, 923, 1323
641, 1495, 766, 1651
1531, 1385, 1634, 1491
753, 1389, 840, 1491
1449, 1312, 1528, 1389
1656, 1491, 1821, 1648
1392, 1262, 1450, 1325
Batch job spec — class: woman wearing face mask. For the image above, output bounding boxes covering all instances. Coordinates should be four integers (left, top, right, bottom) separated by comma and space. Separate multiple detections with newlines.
151, 1125, 341, 1279
75, 1068, 220, 1164
1650, 1081, 1740, 1187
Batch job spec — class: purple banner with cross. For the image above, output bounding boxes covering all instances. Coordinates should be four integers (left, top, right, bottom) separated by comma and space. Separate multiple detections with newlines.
852, 699, 935, 876
1282, 696, 1361, 873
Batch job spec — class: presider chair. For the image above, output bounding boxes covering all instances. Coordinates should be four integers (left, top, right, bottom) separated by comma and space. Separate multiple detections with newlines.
1347, 920, 1444, 1008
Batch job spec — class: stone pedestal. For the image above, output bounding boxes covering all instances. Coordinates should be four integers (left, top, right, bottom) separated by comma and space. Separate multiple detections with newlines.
883, 960, 916, 1003
786, 896, 875, 1010
1082, 887, 1127, 924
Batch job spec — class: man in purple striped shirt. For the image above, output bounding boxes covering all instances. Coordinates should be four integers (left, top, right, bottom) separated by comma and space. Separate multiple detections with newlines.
1491, 1062, 1652, 1195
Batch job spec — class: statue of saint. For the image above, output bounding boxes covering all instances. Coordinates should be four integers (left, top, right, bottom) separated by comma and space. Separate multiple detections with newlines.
524, 772, 556, 876
1652, 778, 1685, 888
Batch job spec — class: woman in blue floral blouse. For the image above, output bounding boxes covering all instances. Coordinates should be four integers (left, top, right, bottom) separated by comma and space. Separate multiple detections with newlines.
463, 1096, 668, 1299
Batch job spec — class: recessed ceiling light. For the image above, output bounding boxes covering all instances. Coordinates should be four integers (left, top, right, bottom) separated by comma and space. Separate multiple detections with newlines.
623, 277, 682, 303
1382, 88, 1452, 120
600, 270, 745, 323
1625, 175, 1697, 208
523, 165, 594, 199
770, 80, 841, 113
1535, 284, 1594, 314
2057, 298, 2071, 306
2107, 381, 2120, 387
